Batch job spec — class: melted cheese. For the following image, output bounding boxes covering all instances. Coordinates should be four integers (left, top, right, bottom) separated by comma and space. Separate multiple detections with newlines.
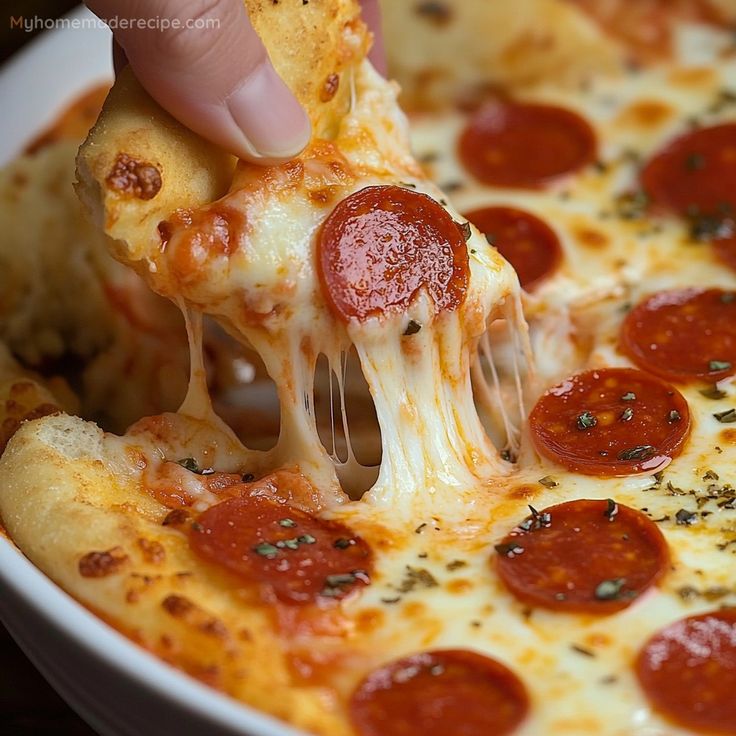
131, 60, 526, 512
310, 20, 736, 736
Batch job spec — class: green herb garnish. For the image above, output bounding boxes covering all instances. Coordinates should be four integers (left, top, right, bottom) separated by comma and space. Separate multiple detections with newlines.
700, 385, 727, 400
709, 360, 732, 372
253, 543, 280, 559
685, 153, 705, 171
675, 508, 698, 526
617, 445, 656, 461
713, 408, 736, 423
604, 499, 618, 521
456, 221, 472, 241
577, 411, 597, 430
595, 578, 628, 601
494, 543, 524, 558
177, 457, 200, 473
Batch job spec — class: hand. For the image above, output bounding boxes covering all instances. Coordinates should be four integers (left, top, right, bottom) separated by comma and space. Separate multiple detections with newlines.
86, 0, 385, 164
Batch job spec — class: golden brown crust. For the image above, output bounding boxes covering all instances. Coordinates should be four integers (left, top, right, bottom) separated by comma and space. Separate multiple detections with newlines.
75, 66, 236, 268
74, 1, 380, 304
0, 413, 353, 735
0, 345, 65, 455
75, 0, 421, 345
245, 0, 370, 137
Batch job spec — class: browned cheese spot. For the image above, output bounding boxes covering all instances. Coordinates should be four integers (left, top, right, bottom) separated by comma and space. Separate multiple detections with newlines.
447, 578, 474, 594
415, 1, 453, 26
616, 101, 673, 130
161, 595, 230, 639
137, 538, 166, 565
320, 73, 340, 103
575, 226, 609, 250
106, 153, 162, 200
162, 509, 190, 527
355, 608, 385, 633
668, 67, 717, 89
79, 547, 129, 578
509, 484, 540, 501
311, 186, 343, 205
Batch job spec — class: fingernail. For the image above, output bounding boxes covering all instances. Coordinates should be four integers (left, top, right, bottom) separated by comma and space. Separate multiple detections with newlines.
227, 64, 311, 160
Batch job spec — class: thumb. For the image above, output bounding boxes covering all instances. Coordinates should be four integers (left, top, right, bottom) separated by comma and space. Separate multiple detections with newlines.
87, 0, 311, 163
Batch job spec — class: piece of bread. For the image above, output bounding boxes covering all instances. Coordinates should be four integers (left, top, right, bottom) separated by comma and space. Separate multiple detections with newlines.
0, 411, 352, 735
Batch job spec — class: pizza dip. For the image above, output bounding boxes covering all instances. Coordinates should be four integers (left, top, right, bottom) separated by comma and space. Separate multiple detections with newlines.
1, 1, 736, 735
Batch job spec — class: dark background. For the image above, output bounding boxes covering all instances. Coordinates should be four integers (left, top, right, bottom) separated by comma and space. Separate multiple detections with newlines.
1, 0, 79, 62
2, 2, 100, 733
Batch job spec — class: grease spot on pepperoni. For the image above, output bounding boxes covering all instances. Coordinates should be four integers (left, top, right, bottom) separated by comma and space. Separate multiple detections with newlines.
641, 123, 736, 216
636, 609, 736, 734
350, 649, 529, 736
529, 368, 691, 476
464, 206, 562, 290
458, 102, 596, 189
620, 288, 736, 383
190, 493, 371, 605
495, 499, 669, 614
317, 185, 469, 322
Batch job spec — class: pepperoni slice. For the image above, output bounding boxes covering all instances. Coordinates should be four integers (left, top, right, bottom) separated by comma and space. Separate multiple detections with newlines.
317, 185, 469, 322
458, 102, 596, 188
464, 206, 562, 290
621, 288, 736, 383
713, 236, 736, 272
641, 123, 736, 216
495, 499, 669, 614
190, 494, 371, 605
641, 125, 736, 268
349, 649, 529, 736
529, 368, 691, 476
636, 609, 736, 734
